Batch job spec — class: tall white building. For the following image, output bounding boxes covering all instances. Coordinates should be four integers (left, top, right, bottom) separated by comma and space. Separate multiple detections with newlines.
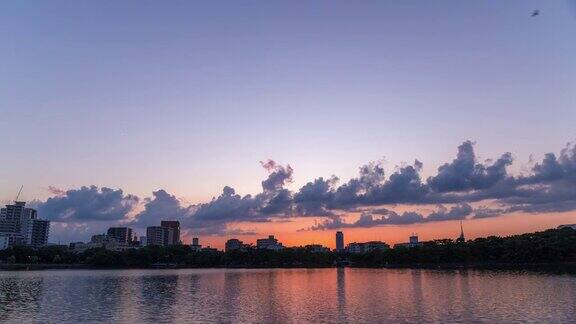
0, 202, 50, 248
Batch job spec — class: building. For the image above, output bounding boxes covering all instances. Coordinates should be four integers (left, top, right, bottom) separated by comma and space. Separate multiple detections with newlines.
558, 224, 576, 230
347, 242, 364, 254
71, 237, 134, 253
191, 237, 202, 251
0, 202, 50, 248
201, 246, 218, 253
336, 231, 344, 252
305, 244, 330, 253
145, 221, 181, 246
456, 221, 465, 243
146, 226, 172, 246
346, 241, 390, 253
364, 241, 390, 252
256, 235, 284, 250
160, 220, 181, 245
0, 235, 9, 250
29, 219, 50, 247
91, 234, 107, 243
394, 234, 424, 249
106, 227, 133, 244
140, 236, 147, 247
225, 238, 246, 252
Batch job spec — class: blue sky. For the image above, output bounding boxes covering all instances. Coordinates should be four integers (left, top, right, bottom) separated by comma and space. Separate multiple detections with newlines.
1, 1, 575, 245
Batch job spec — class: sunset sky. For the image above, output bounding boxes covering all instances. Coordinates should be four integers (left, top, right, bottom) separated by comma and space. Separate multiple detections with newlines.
1, 1, 575, 249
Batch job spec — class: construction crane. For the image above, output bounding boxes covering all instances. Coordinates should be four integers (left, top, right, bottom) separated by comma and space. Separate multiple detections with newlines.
15, 185, 23, 202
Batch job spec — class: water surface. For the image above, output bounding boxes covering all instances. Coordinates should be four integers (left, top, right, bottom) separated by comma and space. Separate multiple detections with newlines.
1, 268, 574, 323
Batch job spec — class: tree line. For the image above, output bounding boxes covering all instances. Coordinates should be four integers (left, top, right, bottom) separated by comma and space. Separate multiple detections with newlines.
0, 228, 574, 269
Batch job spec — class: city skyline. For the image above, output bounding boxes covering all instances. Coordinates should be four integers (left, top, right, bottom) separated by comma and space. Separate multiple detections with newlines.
4, 136, 576, 249
1, 1, 575, 249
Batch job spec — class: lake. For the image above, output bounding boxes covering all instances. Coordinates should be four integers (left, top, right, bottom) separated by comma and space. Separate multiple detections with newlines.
0, 268, 574, 323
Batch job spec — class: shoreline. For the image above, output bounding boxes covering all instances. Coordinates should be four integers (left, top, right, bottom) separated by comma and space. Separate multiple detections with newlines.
2, 262, 575, 273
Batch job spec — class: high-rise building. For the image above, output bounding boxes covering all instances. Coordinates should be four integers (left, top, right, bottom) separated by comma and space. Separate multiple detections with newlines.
106, 227, 133, 244
30, 219, 50, 247
146, 226, 171, 246
0, 235, 9, 250
0, 202, 50, 248
336, 231, 344, 252
160, 220, 181, 245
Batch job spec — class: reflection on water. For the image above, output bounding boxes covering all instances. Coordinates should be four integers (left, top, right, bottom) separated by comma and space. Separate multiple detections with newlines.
0, 268, 575, 323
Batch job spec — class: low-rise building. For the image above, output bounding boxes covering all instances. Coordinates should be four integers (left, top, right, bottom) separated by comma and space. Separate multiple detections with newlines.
71, 236, 133, 253
201, 246, 218, 253
256, 235, 284, 251
346, 241, 390, 253
305, 244, 330, 253
558, 224, 576, 230
225, 238, 249, 252
190, 237, 202, 251
91, 234, 107, 243
394, 234, 424, 249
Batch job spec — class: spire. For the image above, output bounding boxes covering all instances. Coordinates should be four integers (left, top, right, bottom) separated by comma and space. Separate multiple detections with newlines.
457, 220, 465, 243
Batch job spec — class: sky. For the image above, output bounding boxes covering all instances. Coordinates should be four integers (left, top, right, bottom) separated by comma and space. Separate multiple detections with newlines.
1, 1, 575, 249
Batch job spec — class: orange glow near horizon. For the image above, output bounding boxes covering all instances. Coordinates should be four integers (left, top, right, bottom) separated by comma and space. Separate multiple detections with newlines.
183, 211, 576, 250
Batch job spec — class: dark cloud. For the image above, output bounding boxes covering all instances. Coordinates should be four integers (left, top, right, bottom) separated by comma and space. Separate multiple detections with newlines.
530, 153, 564, 183
427, 141, 513, 193
260, 160, 294, 192
192, 187, 261, 224
131, 189, 194, 227
365, 161, 428, 205
294, 176, 338, 216
323, 160, 427, 209
180, 160, 296, 234
307, 203, 473, 230
332, 161, 386, 206
37, 186, 139, 222
426, 203, 472, 222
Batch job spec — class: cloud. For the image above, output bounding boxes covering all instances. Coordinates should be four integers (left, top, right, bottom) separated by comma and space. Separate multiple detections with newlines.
294, 176, 338, 216
307, 203, 473, 230
131, 189, 194, 227
180, 160, 296, 234
33, 139, 576, 240
36, 186, 139, 222
260, 160, 294, 192
47, 186, 66, 196
48, 222, 112, 244
364, 161, 428, 205
427, 141, 513, 193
